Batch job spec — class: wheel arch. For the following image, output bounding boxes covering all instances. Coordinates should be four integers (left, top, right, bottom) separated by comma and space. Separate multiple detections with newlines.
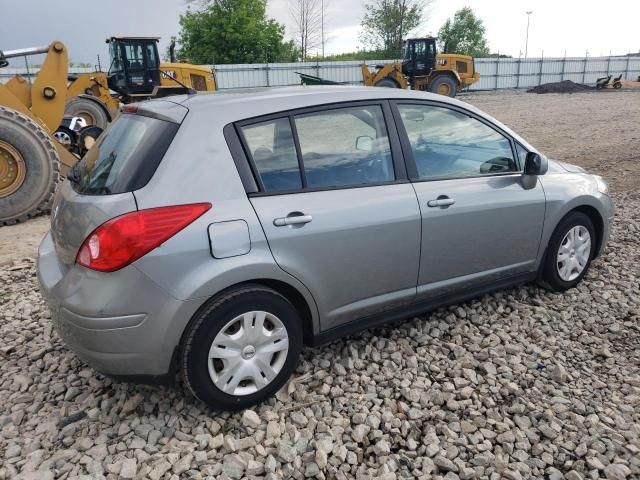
177, 278, 317, 358
570, 204, 604, 258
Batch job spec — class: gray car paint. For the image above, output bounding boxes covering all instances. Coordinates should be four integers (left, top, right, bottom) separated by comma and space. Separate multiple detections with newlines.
250, 184, 422, 329
412, 173, 546, 299
37, 86, 614, 380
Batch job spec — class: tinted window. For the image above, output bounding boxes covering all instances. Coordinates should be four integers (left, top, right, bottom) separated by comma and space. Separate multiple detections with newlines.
70, 114, 178, 195
294, 105, 394, 188
241, 118, 301, 192
398, 104, 516, 180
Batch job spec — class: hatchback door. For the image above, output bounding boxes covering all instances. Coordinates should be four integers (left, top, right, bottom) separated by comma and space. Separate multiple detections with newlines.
394, 102, 546, 300
50, 106, 184, 267
239, 103, 421, 331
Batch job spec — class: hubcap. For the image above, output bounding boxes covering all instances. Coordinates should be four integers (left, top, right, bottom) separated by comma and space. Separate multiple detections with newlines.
557, 225, 591, 281
54, 130, 72, 146
0, 140, 26, 198
77, 111, 96, 125
437, 83, 451, 95
208, 311, 289, 396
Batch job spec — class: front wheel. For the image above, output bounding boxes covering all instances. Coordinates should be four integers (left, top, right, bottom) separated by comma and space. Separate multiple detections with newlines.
539, 211, 596, 291
181, 285, 303, 410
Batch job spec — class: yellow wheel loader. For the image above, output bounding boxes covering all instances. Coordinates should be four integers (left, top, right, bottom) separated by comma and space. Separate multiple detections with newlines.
361, 37, 480, 97
60, 36, 216, 133
0, 37, 216, 224
0, 41, 80, 225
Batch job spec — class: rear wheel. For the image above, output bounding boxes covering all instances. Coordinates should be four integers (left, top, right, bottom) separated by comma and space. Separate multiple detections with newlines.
65, 96, 109, 129
181, 285, 303, 410
0, 106, 60, 225
375, 77, 400, 88
429, 75, 457, 97
539, 212, 596, 291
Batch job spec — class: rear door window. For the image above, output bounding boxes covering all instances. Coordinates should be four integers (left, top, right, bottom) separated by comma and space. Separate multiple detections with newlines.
293, 105, 394, 188
239, 104, 395, 192
71, 114, 178, 195
240, 118, 302, 192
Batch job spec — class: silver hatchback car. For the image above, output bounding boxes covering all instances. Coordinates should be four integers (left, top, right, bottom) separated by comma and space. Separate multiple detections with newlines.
38, 87, 614, 410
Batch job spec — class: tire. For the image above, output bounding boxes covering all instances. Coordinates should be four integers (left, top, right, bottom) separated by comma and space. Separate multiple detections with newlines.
53, 126, 77, 152
0, 106, 60, 225
374, 77, 400, 88
613, 82, 622, 89
65, 96, 109, 129
181, 285, 303, 410
428, 75, 457, 97
539, 211, 596, 292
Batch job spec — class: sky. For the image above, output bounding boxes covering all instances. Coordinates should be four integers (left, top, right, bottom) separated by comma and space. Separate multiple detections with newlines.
1, 0, 638, 66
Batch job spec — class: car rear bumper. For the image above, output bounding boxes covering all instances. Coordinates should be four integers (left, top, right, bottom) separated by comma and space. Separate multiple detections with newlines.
37, 231, 202, 379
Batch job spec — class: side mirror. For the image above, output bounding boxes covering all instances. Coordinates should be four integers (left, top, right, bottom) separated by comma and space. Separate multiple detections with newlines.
524, 152, 548, 175
355, 135, 373, 152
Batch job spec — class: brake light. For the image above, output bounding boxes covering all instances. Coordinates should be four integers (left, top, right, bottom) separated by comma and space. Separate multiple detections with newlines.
76, 203, 211, 272
121, 104, 138, 113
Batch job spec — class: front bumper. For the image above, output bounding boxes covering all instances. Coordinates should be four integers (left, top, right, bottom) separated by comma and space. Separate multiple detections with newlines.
597, 194, 615, 257
37, 231, 202, 379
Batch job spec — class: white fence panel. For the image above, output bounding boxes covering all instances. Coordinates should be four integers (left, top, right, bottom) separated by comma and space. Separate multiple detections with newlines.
3, 55, 639, 90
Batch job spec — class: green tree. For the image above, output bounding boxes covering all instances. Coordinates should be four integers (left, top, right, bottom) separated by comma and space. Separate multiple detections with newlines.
361, 0, 430, 58
177, 0, 299, 64
438, 7, 490, 57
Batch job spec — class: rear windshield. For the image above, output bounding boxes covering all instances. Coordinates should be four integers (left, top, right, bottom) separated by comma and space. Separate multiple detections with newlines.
69, 114, 179, 195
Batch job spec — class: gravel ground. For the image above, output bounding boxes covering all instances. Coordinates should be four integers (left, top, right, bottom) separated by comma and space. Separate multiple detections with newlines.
1, 90, 639, 480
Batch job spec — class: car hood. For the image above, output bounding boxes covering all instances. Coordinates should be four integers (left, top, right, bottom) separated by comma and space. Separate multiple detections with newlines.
551, 159, 588, 173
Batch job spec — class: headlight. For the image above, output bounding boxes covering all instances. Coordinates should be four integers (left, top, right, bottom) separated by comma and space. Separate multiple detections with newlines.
594, 175, 609, 195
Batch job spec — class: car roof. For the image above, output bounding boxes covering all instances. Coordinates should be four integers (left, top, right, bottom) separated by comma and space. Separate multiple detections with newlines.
171, 85, 472, 121
144, 86, 539, 154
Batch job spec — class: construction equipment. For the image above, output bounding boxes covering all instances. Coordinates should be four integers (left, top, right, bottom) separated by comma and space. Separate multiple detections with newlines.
596, 73, 622, 90
296, 72, 343, 86
0, 37, 216, 224
0, 41, 79, 224
361, 37, 480, 97
61, 36, 216, 133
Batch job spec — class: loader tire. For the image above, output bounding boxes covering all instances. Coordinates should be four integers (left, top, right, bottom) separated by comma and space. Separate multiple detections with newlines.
0, 106, 60, 225
65, 96, 109, 129
429, 75, 457, 97
375, 77, 400, 88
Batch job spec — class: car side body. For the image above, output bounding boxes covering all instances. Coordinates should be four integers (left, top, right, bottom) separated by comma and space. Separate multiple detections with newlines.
37, 86, 614, 407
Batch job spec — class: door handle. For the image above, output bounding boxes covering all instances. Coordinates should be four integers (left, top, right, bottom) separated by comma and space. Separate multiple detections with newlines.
273, 214, 313, 227
427, 197, 455, 208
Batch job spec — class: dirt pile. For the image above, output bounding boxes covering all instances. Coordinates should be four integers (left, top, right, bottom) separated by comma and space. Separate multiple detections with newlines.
528, 80, 594, 94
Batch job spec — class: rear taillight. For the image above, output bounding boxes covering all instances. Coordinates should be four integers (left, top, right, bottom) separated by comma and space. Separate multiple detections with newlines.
76, 203, 211, 272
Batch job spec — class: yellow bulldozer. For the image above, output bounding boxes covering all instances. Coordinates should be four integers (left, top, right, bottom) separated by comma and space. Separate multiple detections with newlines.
361, 37, 480, 97
0, 37, 216, 225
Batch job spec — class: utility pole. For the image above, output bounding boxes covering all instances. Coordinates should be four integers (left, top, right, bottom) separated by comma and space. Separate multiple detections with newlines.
524, 11, 532, 59
321, 0, 325, 58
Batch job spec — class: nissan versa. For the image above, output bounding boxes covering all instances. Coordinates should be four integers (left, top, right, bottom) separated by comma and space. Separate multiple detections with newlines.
37, 87, 613, 410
